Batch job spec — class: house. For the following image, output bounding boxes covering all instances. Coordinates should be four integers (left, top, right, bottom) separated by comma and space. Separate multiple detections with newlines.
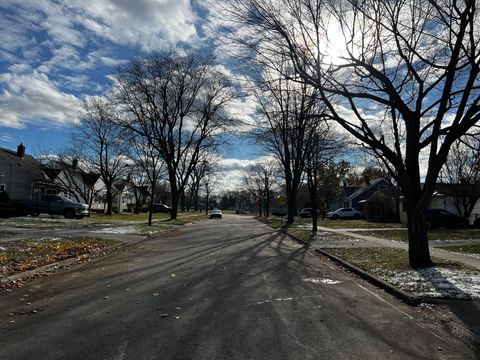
0, 143, 58, 200
347, 178, 392, 209
90, 179, 136, 213
42, 158, 101, 206
399, 183, 480, 225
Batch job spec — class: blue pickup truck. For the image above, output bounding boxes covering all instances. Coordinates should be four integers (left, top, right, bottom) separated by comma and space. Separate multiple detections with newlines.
16, 194, 89, 219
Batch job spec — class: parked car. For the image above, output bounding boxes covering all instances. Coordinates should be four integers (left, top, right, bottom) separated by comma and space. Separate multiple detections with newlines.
425, 208, 468, 229
152, 203, 172, 213
210, 209, 222, 219
299, 208, 318, 218
326, 207, 363, 220
16, 194, 89, 219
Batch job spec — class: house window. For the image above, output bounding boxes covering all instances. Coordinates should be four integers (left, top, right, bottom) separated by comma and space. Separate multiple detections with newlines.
0, 184, 5, 191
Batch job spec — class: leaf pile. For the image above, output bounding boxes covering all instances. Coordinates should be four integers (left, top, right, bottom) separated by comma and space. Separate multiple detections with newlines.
0, 237, 118, 276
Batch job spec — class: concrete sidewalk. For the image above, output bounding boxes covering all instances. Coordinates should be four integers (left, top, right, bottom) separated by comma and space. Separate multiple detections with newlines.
312, 226, 480, 270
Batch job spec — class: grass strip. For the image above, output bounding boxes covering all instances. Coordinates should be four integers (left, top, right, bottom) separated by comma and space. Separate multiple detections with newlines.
0, 237, 119, 276
436, 244, 480, 257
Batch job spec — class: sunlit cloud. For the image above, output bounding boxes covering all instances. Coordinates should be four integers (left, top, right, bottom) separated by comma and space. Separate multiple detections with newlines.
0, 72, 82, 129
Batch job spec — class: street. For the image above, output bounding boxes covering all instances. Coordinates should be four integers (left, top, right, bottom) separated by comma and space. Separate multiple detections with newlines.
0, 215, 477, 359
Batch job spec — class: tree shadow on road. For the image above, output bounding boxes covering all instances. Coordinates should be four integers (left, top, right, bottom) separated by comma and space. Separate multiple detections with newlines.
419, 266, 480, 353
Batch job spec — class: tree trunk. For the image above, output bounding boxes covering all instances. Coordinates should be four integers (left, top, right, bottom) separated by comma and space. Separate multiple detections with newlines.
180, 190, 186, 212
106, 186, 113, 215
171, 194, 179, 220
406, 206, 433, 268
194, 184, 199, 212
287, 190, 297, 224
147, 181, 156, 227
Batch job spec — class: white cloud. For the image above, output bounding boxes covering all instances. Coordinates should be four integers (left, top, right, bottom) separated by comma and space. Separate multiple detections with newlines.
0, 0, 199, 53
214, 156, 276, 192
0, 72, 82, 128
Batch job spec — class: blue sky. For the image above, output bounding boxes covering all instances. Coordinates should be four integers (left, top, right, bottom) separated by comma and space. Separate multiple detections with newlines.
0, 0, 262, 189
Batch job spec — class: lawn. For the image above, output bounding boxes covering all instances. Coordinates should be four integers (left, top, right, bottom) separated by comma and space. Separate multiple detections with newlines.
0, 237, 119, 277
0, 211, 208, 229
259, 216, 404, 229
319, 247, 480, 300
436, 244, 480, 258
350, 229, 480, 242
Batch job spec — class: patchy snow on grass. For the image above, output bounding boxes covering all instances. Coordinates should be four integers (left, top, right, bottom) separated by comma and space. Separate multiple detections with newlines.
91, 226, 138, 235
4, 216, 70, 223
35, 237, 63, 242
377, 267, 480, 300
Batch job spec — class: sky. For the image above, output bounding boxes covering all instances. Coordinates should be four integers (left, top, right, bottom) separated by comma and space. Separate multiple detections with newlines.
0, 0, 263, 191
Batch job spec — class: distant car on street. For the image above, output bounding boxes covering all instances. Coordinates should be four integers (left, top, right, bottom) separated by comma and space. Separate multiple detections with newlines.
425, 208, 468, 229
152, 203, 172, 213
210, 209, 222, 219
326, 208, 363, 220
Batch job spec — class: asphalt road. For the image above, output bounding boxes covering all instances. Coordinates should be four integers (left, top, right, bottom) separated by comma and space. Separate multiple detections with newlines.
0, 215, 477, 359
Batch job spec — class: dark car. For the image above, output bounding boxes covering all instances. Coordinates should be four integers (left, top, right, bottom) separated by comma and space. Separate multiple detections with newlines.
425, 209, 468, 229
152, 203, 172, 213
299, 208, 318, 218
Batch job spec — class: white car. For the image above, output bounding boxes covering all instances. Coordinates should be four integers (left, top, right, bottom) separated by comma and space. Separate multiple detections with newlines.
210, 209, 222, 219
326, 208, 363, 220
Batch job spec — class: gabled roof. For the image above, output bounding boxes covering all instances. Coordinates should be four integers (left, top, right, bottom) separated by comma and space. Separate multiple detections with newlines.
0, 146, 45, 181
349, 178, 389, 200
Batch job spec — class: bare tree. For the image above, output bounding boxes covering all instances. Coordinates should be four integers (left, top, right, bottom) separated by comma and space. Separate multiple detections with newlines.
73, 97, 129, 215
304, 127, 348, 232
113, 49, 234, 219
243, 162, 277, 217
440, 136, 480, 218
219, 0, 480, 268
188, 152, 219, 212
127, 136, 165, 225
251, 56, 325, 223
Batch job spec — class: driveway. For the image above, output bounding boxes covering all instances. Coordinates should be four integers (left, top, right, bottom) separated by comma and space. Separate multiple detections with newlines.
0, 215, 477, 359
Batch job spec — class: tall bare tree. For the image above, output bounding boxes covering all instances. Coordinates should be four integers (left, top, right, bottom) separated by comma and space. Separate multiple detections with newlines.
219, 0, 480, 268
304, 127, 348, 232
113, 49, 234, 219
252, 57, 325, 223
127, 137, 165, 225
188, 152, 219, 212
73, 97, 129, 215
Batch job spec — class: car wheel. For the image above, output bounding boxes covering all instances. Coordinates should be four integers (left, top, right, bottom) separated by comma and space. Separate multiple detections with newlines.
332, 214, 339, 220
64, 209, 75, 219
353, 214, 360, 220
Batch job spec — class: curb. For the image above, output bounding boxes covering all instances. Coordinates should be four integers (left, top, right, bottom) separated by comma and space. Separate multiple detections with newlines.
313, 248, 421, 306
278, 228, 422, 306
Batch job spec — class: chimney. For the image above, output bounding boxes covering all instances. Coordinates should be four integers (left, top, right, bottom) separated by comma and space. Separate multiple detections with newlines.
16, 143, 25, 158
72, 158, 78, 170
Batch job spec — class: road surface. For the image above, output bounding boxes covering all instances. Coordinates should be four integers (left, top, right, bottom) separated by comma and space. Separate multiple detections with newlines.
0, 215, 477, 359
